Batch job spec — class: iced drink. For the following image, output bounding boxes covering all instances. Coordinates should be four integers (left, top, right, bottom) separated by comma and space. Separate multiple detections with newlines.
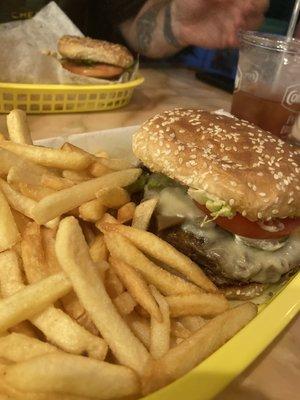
231, 32, 300, 143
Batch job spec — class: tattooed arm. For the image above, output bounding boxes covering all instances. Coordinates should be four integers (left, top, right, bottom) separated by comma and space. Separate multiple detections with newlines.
120, 0, 269, 58
120, 0, 181, 58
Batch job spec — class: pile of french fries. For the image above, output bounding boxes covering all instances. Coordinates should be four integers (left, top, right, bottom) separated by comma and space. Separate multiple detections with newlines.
0, 109, 258, 400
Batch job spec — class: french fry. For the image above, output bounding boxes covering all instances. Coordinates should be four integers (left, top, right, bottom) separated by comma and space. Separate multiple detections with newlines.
21, 222, 50, 283
62, 169, 91, 182
0, 250, 24, 297
89, 234, 108, 262
0, 333, 58, 362
32, 169, 141, 224
8, 320, 38, 339
0, 249, 34, 341
117, 202, 136, 223
97, 260, 110, 281
175, 337, 185, 346
0, 272, 71, 333
95, 150, 109, 158
149, 286, 170, 359
41, 174, 74, 190
95, 213, 118, 229
41, 227, 61, 274
135, 304, 150, 319
50, 229, 96, 330
113, 292, 136, 316
110, 257, 161, 322
103, 232, 202, 296
99, 157, 133, 171
96, 186, 130, 208
61, 142, 94, 159
0, 190, 20, 252
170, 321, 191, 339
0, 378, 92, 400
142, 303, 258, 394
125, 313, 151, 349
0, 250, 106, 360
3, 353, 140, 400
76, 311, 101, 337
79, 199, 106, 222
55, 216, 150, 375
44, 216, 60, 230
6, 109, 32, 145
179, 316, 206, 332
80, 221, 96, 245
60, 291, 99, 336
31, 307, 107, 360
0, 148, 47, 177
7, 164, 44, 187
100, 224, 216, 292
16, 182, 55, 201
0, 178, 36, 219
66, 207, 80, 218
89, 162, 111, 177
11, 209, 31, 235
11, 241, 22, 257
166, 293, 229, 318
24, 224, 100, 344
61, 144, 112, 180
0, 141, 91, 170
132, 198, 158, 230
61, 144, 115, 184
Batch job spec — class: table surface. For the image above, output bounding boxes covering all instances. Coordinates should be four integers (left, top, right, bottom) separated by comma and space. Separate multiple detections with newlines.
0, 67, 299, 399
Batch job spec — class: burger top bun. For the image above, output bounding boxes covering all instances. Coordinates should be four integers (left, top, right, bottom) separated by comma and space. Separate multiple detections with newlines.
133, 108, 300, 222
58, 35, 134, 69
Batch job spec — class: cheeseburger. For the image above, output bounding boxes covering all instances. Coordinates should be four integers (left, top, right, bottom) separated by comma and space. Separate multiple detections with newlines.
58, 35, 134, 79
132, 109, 300, 299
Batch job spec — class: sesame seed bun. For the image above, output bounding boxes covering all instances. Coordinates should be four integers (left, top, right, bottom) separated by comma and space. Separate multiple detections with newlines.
58, 35, 134, 69
133, 108, 300, 221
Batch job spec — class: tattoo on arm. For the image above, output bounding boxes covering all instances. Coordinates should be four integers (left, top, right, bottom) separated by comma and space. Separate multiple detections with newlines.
136, 2, 165, 54
163, 2, 181, 48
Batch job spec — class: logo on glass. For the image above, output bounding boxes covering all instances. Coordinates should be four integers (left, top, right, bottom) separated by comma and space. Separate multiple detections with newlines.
282, 84, 300, 111
244, 70, 259, 84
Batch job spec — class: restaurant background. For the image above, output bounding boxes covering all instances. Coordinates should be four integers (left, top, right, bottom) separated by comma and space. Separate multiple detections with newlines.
0, 0, 298, 89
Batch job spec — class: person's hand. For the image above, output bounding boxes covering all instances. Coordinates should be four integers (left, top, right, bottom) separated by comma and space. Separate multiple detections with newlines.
172, 0, 269, 48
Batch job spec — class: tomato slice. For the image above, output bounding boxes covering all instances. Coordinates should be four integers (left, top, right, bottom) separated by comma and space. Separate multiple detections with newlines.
195, 203, 300, 239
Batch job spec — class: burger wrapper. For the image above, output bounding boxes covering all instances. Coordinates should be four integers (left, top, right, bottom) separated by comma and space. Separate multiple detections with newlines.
0, 2, 138, 85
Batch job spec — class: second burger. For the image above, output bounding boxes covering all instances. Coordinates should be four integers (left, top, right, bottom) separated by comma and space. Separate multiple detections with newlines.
58, 35, 134, 79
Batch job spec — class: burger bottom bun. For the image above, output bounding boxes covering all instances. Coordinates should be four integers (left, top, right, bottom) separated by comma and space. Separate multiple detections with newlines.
220, 283, 266, 300
61, 60, 124, 79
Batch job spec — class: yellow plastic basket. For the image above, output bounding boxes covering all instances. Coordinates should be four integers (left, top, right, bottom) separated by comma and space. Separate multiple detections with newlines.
0, 76, 144, 114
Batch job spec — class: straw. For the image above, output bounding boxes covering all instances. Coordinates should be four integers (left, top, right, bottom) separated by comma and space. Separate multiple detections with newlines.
272, 0, 300, 93
286, 0, 300, 40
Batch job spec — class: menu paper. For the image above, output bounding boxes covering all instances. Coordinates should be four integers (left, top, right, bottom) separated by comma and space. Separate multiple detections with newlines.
35, 125, 139, 166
